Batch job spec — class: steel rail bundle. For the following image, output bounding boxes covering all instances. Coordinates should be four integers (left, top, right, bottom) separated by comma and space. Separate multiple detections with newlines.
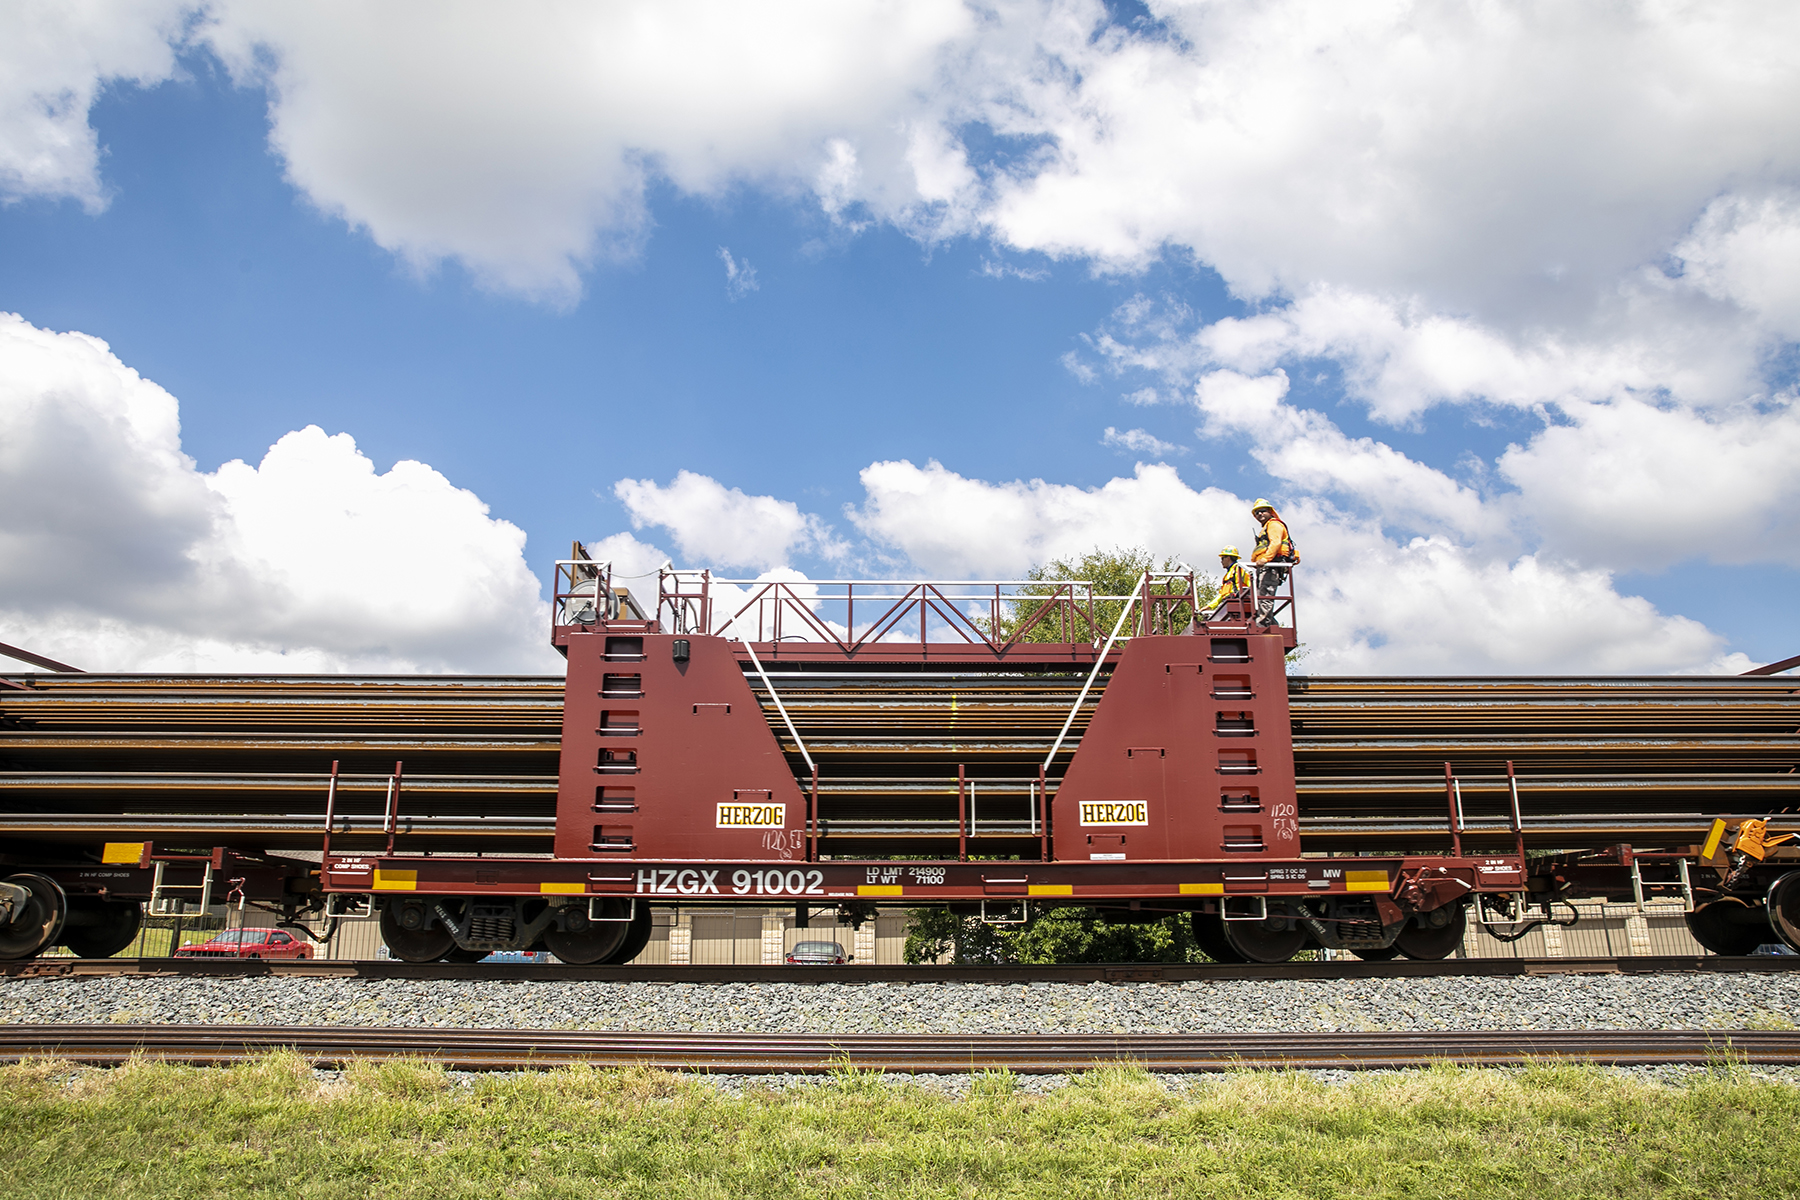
2, 671, 1795, 854
3, 1023, 1795, 1072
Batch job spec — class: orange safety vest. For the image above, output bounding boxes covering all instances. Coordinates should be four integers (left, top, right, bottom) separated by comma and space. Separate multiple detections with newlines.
1253, 512, 1297, 564
1218, 561, 1253, 600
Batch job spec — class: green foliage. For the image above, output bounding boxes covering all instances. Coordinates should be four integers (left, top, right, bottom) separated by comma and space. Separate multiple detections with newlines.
903, 906, 1205, 964
985, 546, 1215, 644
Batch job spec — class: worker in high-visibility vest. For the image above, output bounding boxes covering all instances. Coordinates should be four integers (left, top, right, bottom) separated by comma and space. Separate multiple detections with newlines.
1249, 498, 1298, 626
1210, 546, 1254, 619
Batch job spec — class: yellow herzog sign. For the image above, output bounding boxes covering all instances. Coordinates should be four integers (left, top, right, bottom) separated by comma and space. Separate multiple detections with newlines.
1078, 800, 1148, 826
716, 802, 785, 828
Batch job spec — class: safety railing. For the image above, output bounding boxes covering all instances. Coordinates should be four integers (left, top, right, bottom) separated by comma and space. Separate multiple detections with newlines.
553, 552, 1301, 648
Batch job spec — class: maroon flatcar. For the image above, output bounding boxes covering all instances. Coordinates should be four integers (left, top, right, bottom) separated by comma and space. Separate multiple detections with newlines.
0, 551, 1793, 964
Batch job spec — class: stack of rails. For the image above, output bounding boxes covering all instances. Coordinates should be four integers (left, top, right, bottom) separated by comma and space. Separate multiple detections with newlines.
1, 669, 1795, 860
0, 675, 564, 854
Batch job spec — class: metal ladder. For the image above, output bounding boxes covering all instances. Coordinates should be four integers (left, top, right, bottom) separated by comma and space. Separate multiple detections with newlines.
148, 856, 215, 916
1628, 854, 1695, 912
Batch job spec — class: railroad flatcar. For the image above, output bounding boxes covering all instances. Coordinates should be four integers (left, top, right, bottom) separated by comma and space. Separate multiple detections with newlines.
1, 551, 1796, 964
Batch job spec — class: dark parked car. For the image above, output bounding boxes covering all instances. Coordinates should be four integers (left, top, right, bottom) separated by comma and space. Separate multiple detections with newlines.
785, 940, 851, 965
174, 928, 313, 959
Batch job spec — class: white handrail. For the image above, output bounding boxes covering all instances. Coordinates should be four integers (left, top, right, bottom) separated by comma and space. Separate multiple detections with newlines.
711, 605, 814, 774
1041, 572, 1150, 771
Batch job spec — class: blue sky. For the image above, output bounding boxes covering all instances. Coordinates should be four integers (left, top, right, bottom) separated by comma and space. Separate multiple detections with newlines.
2, 2, 1797, 675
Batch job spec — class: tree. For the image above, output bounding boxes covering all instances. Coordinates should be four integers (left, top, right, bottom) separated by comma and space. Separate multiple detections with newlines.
985, 546, 1215, 645
902, 906, 1209, 964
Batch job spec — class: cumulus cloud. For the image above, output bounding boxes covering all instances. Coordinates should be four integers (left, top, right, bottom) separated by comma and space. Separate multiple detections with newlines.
614, 470, 845, 573
831, 458, 1735, 672
0, 313, 557, 673
17, 1, 1795, 325
848, 459, 1243, 578
196, 0, 975, 301
0, 0, 187, 210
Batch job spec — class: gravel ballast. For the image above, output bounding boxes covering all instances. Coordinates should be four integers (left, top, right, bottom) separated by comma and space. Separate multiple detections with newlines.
3, 973, 1797, 1033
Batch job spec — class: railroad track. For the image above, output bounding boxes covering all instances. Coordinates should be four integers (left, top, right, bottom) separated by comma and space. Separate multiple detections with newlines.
7, 955, 1798, 983
3, 1023, 1794, 1072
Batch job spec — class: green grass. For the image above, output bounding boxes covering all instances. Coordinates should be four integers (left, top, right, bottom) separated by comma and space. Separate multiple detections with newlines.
1, 1055, 1794, 1198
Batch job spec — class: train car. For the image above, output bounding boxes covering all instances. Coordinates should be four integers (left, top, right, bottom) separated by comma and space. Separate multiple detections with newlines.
1, 549, 1796, 964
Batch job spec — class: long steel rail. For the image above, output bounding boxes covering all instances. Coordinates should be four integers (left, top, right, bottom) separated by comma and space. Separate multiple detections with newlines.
8, 956, 1798, 983
4, 1023, 1795, 1072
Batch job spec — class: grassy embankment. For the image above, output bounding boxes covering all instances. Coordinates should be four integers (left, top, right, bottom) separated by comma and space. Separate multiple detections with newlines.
1, 1055, 1794, 1198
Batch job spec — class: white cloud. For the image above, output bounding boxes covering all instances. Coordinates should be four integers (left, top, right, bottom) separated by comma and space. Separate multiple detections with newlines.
1496, 394, 1800, 571
838, 458, 1736, 673
0, 313, 557, 673
613, 470, 845, 573
848, 459, 1242, 578
1100, 426, 1181, 457
1190, 369, 1497, 543
718, 247, 759, 300
197, 0, 976, 301
15, 1, 1800, 341
0, 0, 187, 210
1673, 189, 1800, 342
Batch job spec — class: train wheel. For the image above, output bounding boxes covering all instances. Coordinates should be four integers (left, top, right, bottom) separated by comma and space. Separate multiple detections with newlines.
60, 898, 143, 959
1686, 897, 1772, 956
379, 903, 455, 963
1395, 906, 1467, 960
544, 899, 631, 965
1191, 912, 1247, 963
606, 903, 655, 965
1769, 874, 1800, 953
1222, 915, 1308, 964
442, 946, 487, 963
0, 873, 68, 961
1349, 943, 1401, 961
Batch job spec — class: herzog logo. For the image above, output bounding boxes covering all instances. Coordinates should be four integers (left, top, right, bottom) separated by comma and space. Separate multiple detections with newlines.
1078, 801, 1148, 826
716, 803, 785, 828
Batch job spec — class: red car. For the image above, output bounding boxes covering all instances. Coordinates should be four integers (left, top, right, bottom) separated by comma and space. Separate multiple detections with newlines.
174, 928, 314, 959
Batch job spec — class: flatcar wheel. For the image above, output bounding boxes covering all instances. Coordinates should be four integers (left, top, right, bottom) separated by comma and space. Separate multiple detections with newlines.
544, 900, 631, 965
1769, 874, 1800, 953
379, 904, 455, 963
606, 903, 655, 965
60, 898, 143, 958
1222, 915, 1308, 964
1191, 912, 1247, 964
1349, 943, 1401, 961
0, 873, 68, 961
442, 946, 486, 963
1686, 897, 1772, 956
1394, 906, 1467, 960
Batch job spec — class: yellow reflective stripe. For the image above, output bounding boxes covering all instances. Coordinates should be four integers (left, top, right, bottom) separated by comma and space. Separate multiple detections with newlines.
857, 885, 903, 897
1346, 871, 1389, 893
372, 869, 417, 891
1702, 818, 1728, 860
539, 882, 584, 894
1179, 882, 1225, 895
101, 842, 144, 865
1028, 884, 1073, 896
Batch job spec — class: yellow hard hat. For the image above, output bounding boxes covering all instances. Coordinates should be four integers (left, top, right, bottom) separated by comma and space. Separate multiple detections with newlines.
1219, 546, 1240, 559
1251, 497, 1274, 513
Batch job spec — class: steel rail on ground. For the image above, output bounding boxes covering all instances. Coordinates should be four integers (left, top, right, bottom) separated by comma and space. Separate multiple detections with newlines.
3, 1023, 1795, 1072
8, 956, 1799, 984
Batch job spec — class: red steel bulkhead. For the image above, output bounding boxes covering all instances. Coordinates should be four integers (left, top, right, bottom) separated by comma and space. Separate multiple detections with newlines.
554, 631, 809, 861
1053, 632, 1297, 863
